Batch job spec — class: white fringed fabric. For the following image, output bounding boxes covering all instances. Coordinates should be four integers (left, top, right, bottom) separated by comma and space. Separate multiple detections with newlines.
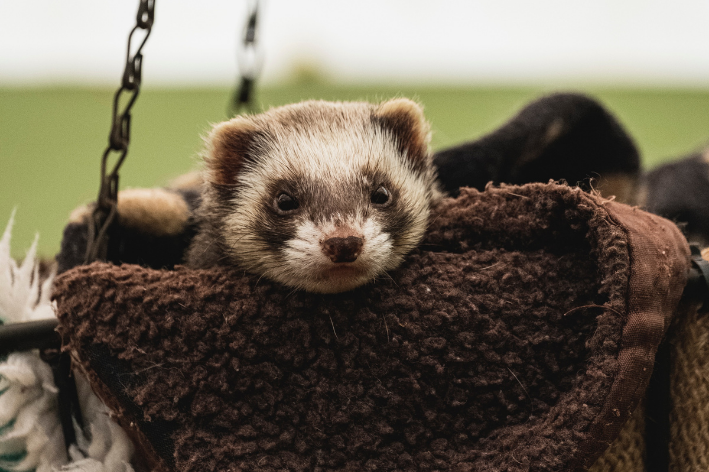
0, 213, 134, 472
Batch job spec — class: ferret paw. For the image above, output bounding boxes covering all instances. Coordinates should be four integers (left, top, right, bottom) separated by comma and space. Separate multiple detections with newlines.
58, 182, 202, 274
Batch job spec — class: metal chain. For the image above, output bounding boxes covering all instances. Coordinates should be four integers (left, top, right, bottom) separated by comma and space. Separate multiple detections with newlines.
84, 0, 155, 264
229, 0, 263, 116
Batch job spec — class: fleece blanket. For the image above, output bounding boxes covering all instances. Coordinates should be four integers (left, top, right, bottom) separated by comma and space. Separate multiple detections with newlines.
53, 183, 689, 471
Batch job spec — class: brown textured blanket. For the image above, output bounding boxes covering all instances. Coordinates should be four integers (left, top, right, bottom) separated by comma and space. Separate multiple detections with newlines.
53, 183, 689, 471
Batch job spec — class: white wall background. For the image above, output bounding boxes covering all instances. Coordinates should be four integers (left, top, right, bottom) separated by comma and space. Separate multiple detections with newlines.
1, 0, 709, 86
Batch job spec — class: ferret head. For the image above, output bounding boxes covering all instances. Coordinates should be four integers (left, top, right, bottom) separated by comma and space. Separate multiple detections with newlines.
201, 99, 438, 293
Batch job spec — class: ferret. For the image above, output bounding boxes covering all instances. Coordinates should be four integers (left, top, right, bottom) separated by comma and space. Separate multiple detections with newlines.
185, 98, 441, 293
57, 93, 644, 279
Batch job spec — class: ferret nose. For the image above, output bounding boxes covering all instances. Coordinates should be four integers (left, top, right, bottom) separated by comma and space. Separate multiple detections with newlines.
322, 236, 364, 263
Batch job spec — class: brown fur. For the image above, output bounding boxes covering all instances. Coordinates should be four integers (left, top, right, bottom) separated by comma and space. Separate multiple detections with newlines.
69, 188, 193, 237
593, 173, 639, 205
205, 119, 260, 188
168, 171, 203, 191
116, 188, 192, 237
373, 98, 430, 172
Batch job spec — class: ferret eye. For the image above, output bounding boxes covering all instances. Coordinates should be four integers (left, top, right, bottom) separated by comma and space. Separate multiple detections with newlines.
275, 192, 299, 213
371, 186, 390, 205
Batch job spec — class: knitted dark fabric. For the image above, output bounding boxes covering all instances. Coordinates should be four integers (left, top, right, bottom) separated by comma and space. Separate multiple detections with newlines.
53, 183, 689, 472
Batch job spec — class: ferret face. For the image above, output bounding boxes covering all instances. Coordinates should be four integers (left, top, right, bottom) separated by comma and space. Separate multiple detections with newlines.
201, 99, 438, 293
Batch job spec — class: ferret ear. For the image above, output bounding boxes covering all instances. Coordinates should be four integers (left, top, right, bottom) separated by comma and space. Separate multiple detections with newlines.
374, 98, 431, 168
204, 117, 260, 187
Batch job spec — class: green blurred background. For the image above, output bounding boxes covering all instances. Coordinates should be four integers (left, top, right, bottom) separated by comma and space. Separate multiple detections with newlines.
2, 82, 709, 258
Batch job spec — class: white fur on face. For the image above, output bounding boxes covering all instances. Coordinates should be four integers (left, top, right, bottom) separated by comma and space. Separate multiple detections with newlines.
277, 214, 398, 293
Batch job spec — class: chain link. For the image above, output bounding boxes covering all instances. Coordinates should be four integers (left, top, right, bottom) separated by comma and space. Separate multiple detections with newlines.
84, 0, 155, 264
229, 0, 263, 116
